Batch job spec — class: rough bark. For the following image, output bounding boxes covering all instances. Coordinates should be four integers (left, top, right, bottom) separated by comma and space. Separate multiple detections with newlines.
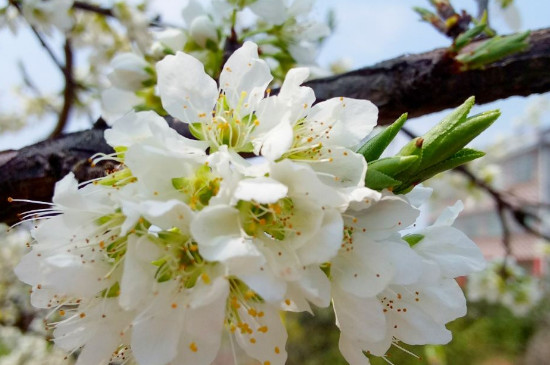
307, 28, 550, 124
2, 28, 550, 224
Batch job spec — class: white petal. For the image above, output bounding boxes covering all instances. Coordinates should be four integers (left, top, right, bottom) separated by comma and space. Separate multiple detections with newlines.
297, 208, 343, 266
333, 285, 386, 343
415, 226, 486, 277
233, 177, 288, 204
192, 205, 242, 247
140, 199, 194, 232
157, 51, 218, 123
391, 304, 452, 345
104, 110, 168, 147
100, 88, 141, 125
189, 15, 218, 48
339, 335, 372, 365
258, 118, 294, 161
131, 285, 183, 365
307, 97, 378, 147
175, 279, 229, 365
406, 185, 433, 208
295, 265, 331, 308
192, 205, 265, 269
434, 200, 463, 226
417, 279, 467, 324
354, 195, 419, 238
346, 187, 381, 211
240, 268, 287, 303
248, 0, 287, 24
270, 159, 348, 208
219, 42, 272, 117
235, 303, 288, 365
311, 147, 367, 188
333, 240, 394, 298
119, 235, 159, 310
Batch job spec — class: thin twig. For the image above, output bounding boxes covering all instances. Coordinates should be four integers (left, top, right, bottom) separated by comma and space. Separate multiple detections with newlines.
72, 0, 174, 28
49, 39, 75, 139
29, 27, 67, 74
72, 1, 113, 17
496, 200, 513, 256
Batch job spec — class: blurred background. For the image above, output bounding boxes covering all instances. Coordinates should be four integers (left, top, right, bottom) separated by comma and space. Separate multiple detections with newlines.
1, 0, 549, 364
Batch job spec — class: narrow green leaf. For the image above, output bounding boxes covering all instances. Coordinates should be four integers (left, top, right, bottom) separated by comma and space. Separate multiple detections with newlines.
365, 169, 402, 191
456, 31, 530, 70
356, 113, 408, 161
395, 148, 485, 194
421, 96, 475, 151
416, 148, 485, 182
368, 155, 419, 177
453, 23, 487, 52
420, 109, 499, 169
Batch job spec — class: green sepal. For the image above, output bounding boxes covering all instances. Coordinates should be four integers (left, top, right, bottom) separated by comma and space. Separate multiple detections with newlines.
394, 148, 485, 193
452, 23, 487, 52
356, 113, 408, 161
368, 155, 419, 177
99, 282, 120, 298
396, 136, 424, 158
418, 148, 485, 180
421, 109, 499, 170
365, 169, 402, 191
403, 234, 425, 247
413, 7, 437, 21
189, 122, 205, 140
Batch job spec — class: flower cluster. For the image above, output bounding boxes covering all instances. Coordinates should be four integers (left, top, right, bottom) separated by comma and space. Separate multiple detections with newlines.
101, 0, 332, 122
467, 258, 542, 316
14, 42, 486, 365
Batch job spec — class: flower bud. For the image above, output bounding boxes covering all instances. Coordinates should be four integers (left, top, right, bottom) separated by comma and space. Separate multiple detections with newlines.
107, 53, 150, 91
190, 15, 218, 48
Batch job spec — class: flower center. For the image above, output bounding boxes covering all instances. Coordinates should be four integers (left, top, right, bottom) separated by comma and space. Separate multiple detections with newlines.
190, 92, 258, 152
237, 198, 295, 240
172, 164, 222, 211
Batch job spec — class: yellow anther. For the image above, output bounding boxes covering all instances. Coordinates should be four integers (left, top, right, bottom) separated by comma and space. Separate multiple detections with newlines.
201, 273, 211, 284
189, 342, 198, 352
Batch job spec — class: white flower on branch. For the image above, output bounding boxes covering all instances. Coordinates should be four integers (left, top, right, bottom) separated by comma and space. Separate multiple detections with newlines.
12, 40, 488, 365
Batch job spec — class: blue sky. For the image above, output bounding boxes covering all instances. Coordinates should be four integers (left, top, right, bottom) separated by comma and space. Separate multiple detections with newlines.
0, 0, 549, 149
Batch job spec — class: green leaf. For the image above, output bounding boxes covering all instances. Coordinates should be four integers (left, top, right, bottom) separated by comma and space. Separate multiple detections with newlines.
453, 23, 487, 52
396, 148, 485, 193
356, 113, 408, 161
420, 109, 499, 170
368, 155, 419, 177
365, 169, 402, 191
456, 31, 530, 70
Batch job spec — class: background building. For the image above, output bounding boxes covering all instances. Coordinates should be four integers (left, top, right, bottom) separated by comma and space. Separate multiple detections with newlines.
448, 127, 550, 276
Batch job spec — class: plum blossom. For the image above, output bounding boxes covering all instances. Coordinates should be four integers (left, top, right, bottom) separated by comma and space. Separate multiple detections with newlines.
21, 0, 74, 34
12, 40, 487, 365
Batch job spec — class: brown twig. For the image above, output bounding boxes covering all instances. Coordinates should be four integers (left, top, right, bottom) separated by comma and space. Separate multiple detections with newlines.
72, 0, 173, 28
49, 39, 75, 139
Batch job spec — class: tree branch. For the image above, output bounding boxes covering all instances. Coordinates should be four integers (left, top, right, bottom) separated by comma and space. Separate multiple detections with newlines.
305, 27, 550, 125
2, 28, 550, 224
